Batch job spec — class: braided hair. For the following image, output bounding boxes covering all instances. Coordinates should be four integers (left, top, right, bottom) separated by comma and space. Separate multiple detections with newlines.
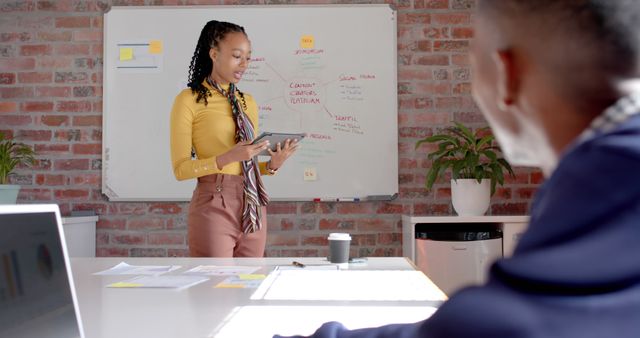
187, 20, 247, 106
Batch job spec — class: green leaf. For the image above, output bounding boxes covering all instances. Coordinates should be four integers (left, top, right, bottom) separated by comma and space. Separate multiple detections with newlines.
474, 166, 485, 181
492, 163, 505, 185
425, 166, 439, 190
498, 158, 516, 177
453, 122, 475, 142
415, 134, 459, 149
466, 153, 479, 171
452, 160, 466, 179
0, 133, 36, 184
476, 134, 493, 148
482, 149, 498, 162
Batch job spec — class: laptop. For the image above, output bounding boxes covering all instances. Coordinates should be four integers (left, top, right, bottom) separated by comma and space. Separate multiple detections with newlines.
0, 204, 85, 338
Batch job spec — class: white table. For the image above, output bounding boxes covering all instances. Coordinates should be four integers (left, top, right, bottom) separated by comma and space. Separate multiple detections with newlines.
71, 257, 445, 338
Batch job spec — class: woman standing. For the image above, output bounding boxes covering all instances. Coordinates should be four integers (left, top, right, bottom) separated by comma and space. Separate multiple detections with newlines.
170, 20, 298, 257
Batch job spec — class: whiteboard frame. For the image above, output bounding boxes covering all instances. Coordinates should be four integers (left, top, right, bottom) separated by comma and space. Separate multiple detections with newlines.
102, 4, 398, 201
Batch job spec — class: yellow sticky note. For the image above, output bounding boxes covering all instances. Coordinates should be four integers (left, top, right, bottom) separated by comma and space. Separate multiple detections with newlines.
238, 274, 266, 280
119, 47, 133, 61
304, 168, 317, 181
148, 40, 163, 54
300, 35, 315, 49
215, 283, 245, 288
108, 282, 142, 288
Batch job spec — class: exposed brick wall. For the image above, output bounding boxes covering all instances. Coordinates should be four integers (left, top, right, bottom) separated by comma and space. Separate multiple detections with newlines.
0, 0, 541, 258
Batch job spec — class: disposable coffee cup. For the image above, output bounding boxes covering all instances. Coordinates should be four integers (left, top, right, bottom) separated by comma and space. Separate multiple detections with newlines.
328, 233, 351, 264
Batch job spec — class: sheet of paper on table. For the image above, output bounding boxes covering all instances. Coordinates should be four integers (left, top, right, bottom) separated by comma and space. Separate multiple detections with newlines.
184, 265, 260, 276
94, 262, 181, 275
251, 270, 447, 301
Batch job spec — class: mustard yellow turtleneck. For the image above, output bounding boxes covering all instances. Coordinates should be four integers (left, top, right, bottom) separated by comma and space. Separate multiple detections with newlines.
170, 81, 269, 181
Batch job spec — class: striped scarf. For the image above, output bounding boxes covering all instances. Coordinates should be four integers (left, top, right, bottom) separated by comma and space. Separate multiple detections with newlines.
208, 77, 269, 233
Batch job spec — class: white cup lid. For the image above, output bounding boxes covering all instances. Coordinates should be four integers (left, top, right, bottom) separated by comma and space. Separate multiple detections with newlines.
328, 233, 351, 241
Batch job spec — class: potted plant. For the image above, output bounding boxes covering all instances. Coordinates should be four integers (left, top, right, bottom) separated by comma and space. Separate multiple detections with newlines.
416, 122, 515, 216
0, 131, 35, 204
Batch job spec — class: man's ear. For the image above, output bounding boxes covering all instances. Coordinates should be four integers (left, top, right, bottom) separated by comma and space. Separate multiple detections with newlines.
493, 49, 519, 109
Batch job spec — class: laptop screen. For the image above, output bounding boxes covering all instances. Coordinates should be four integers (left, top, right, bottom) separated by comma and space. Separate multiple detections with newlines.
0, 204, 84, 338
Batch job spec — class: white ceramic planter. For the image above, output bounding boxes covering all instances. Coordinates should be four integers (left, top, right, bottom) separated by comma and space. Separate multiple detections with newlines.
0, 184, 20, 204
450, 179, 491, 216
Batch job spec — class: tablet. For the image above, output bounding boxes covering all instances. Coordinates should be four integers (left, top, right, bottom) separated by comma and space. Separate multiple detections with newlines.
252, 132, 305, 156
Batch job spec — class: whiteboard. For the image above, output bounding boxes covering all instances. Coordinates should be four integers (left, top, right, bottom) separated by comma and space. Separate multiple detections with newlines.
103, 5, 398, 201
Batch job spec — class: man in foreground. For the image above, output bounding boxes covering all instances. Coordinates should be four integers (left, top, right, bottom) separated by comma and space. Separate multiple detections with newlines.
276, 0, 640, 337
